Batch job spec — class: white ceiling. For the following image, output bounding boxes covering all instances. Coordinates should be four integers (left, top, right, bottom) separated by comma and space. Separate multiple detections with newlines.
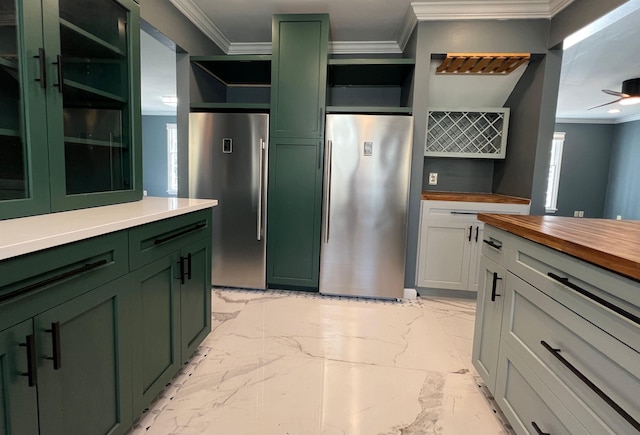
556, 0, 640, 123
142, 0, 640, 124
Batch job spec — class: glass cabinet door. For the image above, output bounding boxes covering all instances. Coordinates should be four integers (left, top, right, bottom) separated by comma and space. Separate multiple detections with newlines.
46, 0, 141, 211
0, 0, 50, 220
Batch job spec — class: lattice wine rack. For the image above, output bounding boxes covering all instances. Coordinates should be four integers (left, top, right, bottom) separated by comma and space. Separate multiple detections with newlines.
425, 108, 510, 158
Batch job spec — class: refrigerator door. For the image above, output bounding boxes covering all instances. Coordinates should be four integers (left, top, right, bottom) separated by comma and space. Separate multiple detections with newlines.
189, 112, 269, 289
320, 114, 413, 299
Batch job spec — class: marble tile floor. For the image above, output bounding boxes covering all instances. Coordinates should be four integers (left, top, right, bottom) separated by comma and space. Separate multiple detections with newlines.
129, 289, 512, 435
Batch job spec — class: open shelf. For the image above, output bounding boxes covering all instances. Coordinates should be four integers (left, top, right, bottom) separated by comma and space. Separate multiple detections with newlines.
0, 128, 20, 137
64, 80, 126, 105
328, 58, 415, 87
326, 106, 412, 115
60, 18, 125, 59
190, 102, 270, 112
65, 136, 124, 148
191, 55, 271, 86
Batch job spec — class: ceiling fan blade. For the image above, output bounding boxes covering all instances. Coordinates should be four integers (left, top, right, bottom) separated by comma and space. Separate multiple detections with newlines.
602, 89, 628, 97
588, 99, 622, 110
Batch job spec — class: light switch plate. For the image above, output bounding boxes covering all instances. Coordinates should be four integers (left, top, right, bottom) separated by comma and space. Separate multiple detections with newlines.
428, 173, 438, 185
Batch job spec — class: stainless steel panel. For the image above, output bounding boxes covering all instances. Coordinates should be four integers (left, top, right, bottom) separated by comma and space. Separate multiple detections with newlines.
189, 112, 269, 289
320, 114, 413, 299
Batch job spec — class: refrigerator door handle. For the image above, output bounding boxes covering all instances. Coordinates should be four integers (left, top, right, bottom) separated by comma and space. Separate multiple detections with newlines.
257, 138, 264, 241
323, 139, 333, 243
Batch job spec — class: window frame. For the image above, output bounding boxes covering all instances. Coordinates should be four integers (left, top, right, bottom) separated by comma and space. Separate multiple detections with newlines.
545, 132, 566, 214
166, 123, 178, 196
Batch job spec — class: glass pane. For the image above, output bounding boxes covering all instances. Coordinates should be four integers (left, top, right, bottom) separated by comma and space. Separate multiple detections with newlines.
58, 0, 131, 195
0, 0, 27, 200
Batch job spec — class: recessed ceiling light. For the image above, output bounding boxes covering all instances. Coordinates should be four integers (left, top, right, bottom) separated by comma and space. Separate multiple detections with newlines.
608, 108, 621, 113
162, 96, 178, 107
619, 96, 640, 106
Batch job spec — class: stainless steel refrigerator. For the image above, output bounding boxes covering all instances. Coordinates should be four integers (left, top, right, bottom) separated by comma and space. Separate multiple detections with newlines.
320, 114, 413, 299
189, 112, 268, 289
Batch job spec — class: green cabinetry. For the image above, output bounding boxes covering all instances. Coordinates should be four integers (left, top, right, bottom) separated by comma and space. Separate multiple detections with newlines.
0, 0, 141, 221
128, 209, 211, 416
267, 15, 329, 290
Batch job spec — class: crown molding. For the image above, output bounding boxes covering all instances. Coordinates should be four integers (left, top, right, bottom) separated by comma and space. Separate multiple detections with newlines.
330, 41, 402, 54
616, 112, 640, 124
397, 6, 419, 52
228, 42, 272, 55
169, 0, 231, 52
411, 0, 574, 21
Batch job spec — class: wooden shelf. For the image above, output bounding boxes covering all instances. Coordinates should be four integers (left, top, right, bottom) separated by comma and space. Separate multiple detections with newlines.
190, 102, 270, 112
436, 53, 530, 75
60, 18, 125, 58
326, 106, 412, 115
0, 128, 20, 137
0, 57, 18, 70
191, 55, 271, 86
65, 136, 125, 148
64, 80, 126, 104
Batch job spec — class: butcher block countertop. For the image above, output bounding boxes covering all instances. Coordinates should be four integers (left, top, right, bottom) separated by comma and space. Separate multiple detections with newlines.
478, 214, 640, 281
422, 191, 530, 204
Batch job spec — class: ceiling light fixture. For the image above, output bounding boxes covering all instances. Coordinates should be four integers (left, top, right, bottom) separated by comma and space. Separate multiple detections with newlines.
619, 96, 640, 106
162, 96, 178, 107
608, 108, 621, 113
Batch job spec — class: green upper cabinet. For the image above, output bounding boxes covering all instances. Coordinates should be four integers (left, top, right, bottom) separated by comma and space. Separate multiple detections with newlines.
270, 14, 329, 139
0, 0, 141, 220
0, 0, 51, 220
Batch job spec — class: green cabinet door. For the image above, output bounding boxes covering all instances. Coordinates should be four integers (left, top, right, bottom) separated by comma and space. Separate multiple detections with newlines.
270, 15, 329, 139
267, 137, 324, 290
0, 320, 39, 435
0, 0, 51, 220
130, 253, 181, 416
42, 0, 142, 213
179, 238, 211, 363
35, 276, 132, 435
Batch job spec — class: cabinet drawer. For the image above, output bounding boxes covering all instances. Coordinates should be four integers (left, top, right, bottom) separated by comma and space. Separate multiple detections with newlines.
422, 200, 529, 221
508, 234, 640, 352
495, 341, 587, 435
480, 226, 509, 267
503, 273, 640, 434
128, 209, 211, 270
0, 232, 128, 330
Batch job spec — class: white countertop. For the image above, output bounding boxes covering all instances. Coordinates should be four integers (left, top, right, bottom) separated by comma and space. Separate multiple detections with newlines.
0, 197, 218, 261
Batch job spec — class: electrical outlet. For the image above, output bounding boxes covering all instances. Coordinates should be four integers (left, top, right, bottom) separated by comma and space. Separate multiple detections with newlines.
573, 211, 579, 217
579, 211, 584, 217
617, 215, 622, 220
428, 173, 438, 185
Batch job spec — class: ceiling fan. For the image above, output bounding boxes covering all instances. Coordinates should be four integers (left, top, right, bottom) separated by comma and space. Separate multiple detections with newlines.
589, 78, 640, 110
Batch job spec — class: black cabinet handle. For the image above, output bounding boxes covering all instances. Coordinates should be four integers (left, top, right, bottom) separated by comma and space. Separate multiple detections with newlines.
20, 334, 37, 387
541, 341, 640, 431
531, 421, 550, 435
34, 48, 47, 88
187, 253, 192, 280
179, 257, 186, 285
52, 54, 63, 93
154, 223, 205, 245
482, 239, 502, 251
491, 272, 502, 301
468, 225, 473, 242
547, 273, 640, 326
0, 260, 107, 304
475, 226, 479, 243
46, 322, 62, 370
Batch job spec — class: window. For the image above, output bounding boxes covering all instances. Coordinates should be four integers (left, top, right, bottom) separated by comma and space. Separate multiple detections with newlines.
545, 132, 566, 213
167, 123, 178, 196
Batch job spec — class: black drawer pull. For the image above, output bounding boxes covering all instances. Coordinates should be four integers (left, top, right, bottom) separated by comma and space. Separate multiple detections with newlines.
154, 223, 205, 245
187, 253, 192, 280
20, 334, 37, 387
541, 340, 640, 431
482, 239, 502, 250
547, 273, 640, 326
0, 260, 107, 304
491, 272, 502, 302
475, 226, 479, 243
46, 322, 62, 370
531, 421, 550, 435
468, 225, 473, 242
451, 211, 477, 215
